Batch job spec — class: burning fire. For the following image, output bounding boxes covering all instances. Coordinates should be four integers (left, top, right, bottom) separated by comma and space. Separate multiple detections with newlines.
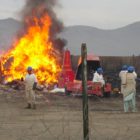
0, 14, 62, 84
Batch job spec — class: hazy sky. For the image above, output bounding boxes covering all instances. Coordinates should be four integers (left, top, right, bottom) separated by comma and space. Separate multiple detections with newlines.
0, 0, 140, 29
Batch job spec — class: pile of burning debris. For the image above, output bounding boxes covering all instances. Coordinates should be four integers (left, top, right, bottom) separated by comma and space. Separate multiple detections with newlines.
3, 78, 64, 95
5, 79, 49, 91
0, 0, 65, 88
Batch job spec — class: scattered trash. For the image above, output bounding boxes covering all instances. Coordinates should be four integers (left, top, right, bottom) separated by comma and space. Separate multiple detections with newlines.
49, 88, 65, 93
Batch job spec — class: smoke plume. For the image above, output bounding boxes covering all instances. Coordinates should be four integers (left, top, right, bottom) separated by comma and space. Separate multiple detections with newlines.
21, 0, 66, 51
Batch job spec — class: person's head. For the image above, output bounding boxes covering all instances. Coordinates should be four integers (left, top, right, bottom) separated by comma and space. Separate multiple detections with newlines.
97, 67, 103, 75
127, 66, 134, 73
122, 65, 128, 71
27, 66, 33, 74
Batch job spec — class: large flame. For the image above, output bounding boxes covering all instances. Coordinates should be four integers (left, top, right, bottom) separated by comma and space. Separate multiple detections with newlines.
0, 14, 62, 84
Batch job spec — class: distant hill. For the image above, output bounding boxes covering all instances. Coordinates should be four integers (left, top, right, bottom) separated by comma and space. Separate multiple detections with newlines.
0, 18, 140, 56
60, 23, 140, 56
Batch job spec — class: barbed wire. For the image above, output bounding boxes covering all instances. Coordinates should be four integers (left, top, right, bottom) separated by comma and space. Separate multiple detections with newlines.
0, 86, 140, 140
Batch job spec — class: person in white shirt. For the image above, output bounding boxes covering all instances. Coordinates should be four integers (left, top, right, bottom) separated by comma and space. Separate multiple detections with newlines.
25, 66, 37, 109
122, 66, 137, 112
93, 67, 105, 87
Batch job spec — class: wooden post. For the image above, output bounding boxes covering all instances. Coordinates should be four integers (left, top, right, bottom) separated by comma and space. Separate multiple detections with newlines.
81, 43, 89, 140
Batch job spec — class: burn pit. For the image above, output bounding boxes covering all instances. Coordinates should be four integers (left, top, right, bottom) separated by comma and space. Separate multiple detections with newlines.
0, 0, 65, 85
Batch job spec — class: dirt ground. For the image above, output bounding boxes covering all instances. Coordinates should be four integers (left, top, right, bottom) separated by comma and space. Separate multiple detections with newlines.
0, 85, 140, 140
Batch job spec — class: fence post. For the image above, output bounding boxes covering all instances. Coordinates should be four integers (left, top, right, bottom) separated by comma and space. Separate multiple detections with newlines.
81, 43, 89, 140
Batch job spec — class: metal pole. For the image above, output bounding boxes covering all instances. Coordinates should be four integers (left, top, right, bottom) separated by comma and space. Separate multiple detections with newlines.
81, 43, 89, 140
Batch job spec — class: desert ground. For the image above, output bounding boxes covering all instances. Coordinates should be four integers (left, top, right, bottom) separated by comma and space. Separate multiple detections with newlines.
0, 85, 140, 140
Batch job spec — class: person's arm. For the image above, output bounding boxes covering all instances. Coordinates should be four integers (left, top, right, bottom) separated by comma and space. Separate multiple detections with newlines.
119, 72, 121, 78
33, 74, 38, 90
33, 82, 37, 90
101, 75, 105, 85
33, 74, 38, 83
133, 71, 137, 79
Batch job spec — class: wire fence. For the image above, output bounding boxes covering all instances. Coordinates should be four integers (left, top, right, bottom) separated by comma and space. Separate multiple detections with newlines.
0, 87, 140, 140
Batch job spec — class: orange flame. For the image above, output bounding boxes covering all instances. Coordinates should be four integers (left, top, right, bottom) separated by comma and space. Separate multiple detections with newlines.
1, 14, 62, 84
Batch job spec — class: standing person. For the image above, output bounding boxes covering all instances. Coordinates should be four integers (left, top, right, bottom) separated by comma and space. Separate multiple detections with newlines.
123, 66, 137, 112
25, 66, 38, 109
93, 67, 105, 87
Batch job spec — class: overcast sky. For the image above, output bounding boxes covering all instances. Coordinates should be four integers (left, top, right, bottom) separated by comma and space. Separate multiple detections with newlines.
0, 0, 140, 29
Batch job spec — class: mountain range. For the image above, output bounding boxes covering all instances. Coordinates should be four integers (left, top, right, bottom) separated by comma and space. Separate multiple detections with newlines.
0, 18, 140, 56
